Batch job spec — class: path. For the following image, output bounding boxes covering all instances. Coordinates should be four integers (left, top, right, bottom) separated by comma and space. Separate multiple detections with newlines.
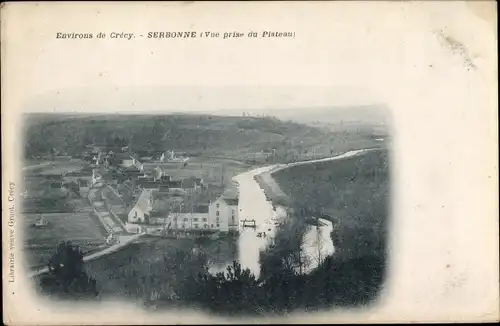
22, 162, 55, 171
27, 233, 144, 278
89, 185, 127, 233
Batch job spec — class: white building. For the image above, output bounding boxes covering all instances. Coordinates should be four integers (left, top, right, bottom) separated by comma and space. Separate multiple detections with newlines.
127, 189, 153, 223
170, 212, 210, 230
126, 188, 239, 234
208, 196, 239, 232
162, 195, 239, 233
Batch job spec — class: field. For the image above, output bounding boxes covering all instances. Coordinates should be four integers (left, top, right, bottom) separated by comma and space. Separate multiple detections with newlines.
23, 212, 107, 268
36, 161, 84, 175
271, 149, 390, 259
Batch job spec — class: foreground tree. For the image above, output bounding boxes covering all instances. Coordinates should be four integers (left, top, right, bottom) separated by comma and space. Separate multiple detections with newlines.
38, 241, 98, 299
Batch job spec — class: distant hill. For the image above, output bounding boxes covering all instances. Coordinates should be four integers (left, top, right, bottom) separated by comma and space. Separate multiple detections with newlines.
267, 105, 390, 126
206, 105, 391, 137
23, 114, 340, 159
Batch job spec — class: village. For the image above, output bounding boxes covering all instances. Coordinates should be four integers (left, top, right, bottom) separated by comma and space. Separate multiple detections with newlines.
24, 143, 251, 254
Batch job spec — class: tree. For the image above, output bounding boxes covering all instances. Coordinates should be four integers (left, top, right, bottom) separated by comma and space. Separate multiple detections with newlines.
39, 241, 98, 299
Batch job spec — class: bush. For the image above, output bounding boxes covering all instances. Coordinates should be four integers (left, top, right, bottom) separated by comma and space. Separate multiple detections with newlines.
38, 241, 98, 299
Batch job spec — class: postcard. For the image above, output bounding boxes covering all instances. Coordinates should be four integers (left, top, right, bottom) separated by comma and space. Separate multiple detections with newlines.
1, 1, 498, 324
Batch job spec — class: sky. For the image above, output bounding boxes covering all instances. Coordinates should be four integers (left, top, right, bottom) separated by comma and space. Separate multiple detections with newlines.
26, 85, 383, 114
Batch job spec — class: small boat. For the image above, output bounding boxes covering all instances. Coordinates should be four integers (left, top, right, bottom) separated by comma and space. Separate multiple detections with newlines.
32, 216, 49, 228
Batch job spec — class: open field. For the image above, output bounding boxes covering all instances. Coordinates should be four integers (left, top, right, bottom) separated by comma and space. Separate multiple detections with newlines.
23, 212, 107, 268
36, 161, 85, 175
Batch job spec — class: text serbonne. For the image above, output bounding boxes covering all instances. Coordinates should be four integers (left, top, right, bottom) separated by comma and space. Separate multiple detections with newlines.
148, 31, 293, 39
56, 31, 293, 40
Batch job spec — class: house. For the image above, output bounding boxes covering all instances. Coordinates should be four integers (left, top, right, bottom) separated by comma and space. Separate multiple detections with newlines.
84, 151, 101, 164
92, 169, 102, 185
136, 178, 161, 191
122, 164, 147, 180
108, 152, 133, 167
160, 174, 172, 182
180, 178, 197, 194
168, 212, 210, 230
157, 180, 186, 196
127, 189, 153, 223
152, 167, 172, 182
134, 159, 144, 172
78, 178, 91, 196
138, 151, 154, 162
208, 196, 239, 232
148, 194, 183, 224
152, 167, 163, 181
121, 157, 135, 168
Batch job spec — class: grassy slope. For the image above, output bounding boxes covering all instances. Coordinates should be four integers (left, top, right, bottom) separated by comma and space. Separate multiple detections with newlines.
272, 149, 390, 259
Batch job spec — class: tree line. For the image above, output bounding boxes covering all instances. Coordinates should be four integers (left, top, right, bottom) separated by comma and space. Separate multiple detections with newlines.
37, 209, 386, 315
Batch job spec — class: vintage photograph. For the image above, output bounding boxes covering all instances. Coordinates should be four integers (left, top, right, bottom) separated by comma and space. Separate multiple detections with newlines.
4, 1, 496, 324
21, 103, 391, 316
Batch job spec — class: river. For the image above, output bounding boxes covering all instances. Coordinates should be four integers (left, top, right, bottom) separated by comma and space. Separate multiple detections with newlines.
210, 149, 372, 278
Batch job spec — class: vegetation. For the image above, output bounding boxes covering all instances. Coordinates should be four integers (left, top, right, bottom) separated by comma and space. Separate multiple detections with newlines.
23, 114, 330, 159
37, 241, 98, 300
272, 149, 389, 259
36, 209, 384, 314
177, 209, 385, 315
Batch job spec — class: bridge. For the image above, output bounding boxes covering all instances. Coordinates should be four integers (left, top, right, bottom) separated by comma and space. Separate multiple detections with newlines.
241, 219, 257, 228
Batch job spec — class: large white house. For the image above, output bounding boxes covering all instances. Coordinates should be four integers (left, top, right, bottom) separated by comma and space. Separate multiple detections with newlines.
208, 196, 239, 232
127, 189, 152, 223
163, 195, 239, 233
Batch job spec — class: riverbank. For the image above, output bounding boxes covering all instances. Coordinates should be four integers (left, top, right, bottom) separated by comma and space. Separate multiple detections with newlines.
254, 169, 290, 207
254, 149, 374, 211
269, 148, 389, 260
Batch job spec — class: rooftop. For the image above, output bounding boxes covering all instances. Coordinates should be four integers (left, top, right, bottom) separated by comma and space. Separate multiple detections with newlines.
132, 189, 152, 213
221, 197, 239, 206
151, 195, 184, 216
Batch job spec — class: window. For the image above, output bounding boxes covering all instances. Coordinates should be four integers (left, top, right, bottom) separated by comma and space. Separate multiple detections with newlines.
216, 211, 219, 217
193, 218, 198, 222
202, 218, 207, 222
194, 224, 199, 229
216, 203, 220, 209
232, 216, 235, 222
183, 218, 188, 221
216, 223, 220, 228
211, 224, 214, 228
135, 211, 138, 218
